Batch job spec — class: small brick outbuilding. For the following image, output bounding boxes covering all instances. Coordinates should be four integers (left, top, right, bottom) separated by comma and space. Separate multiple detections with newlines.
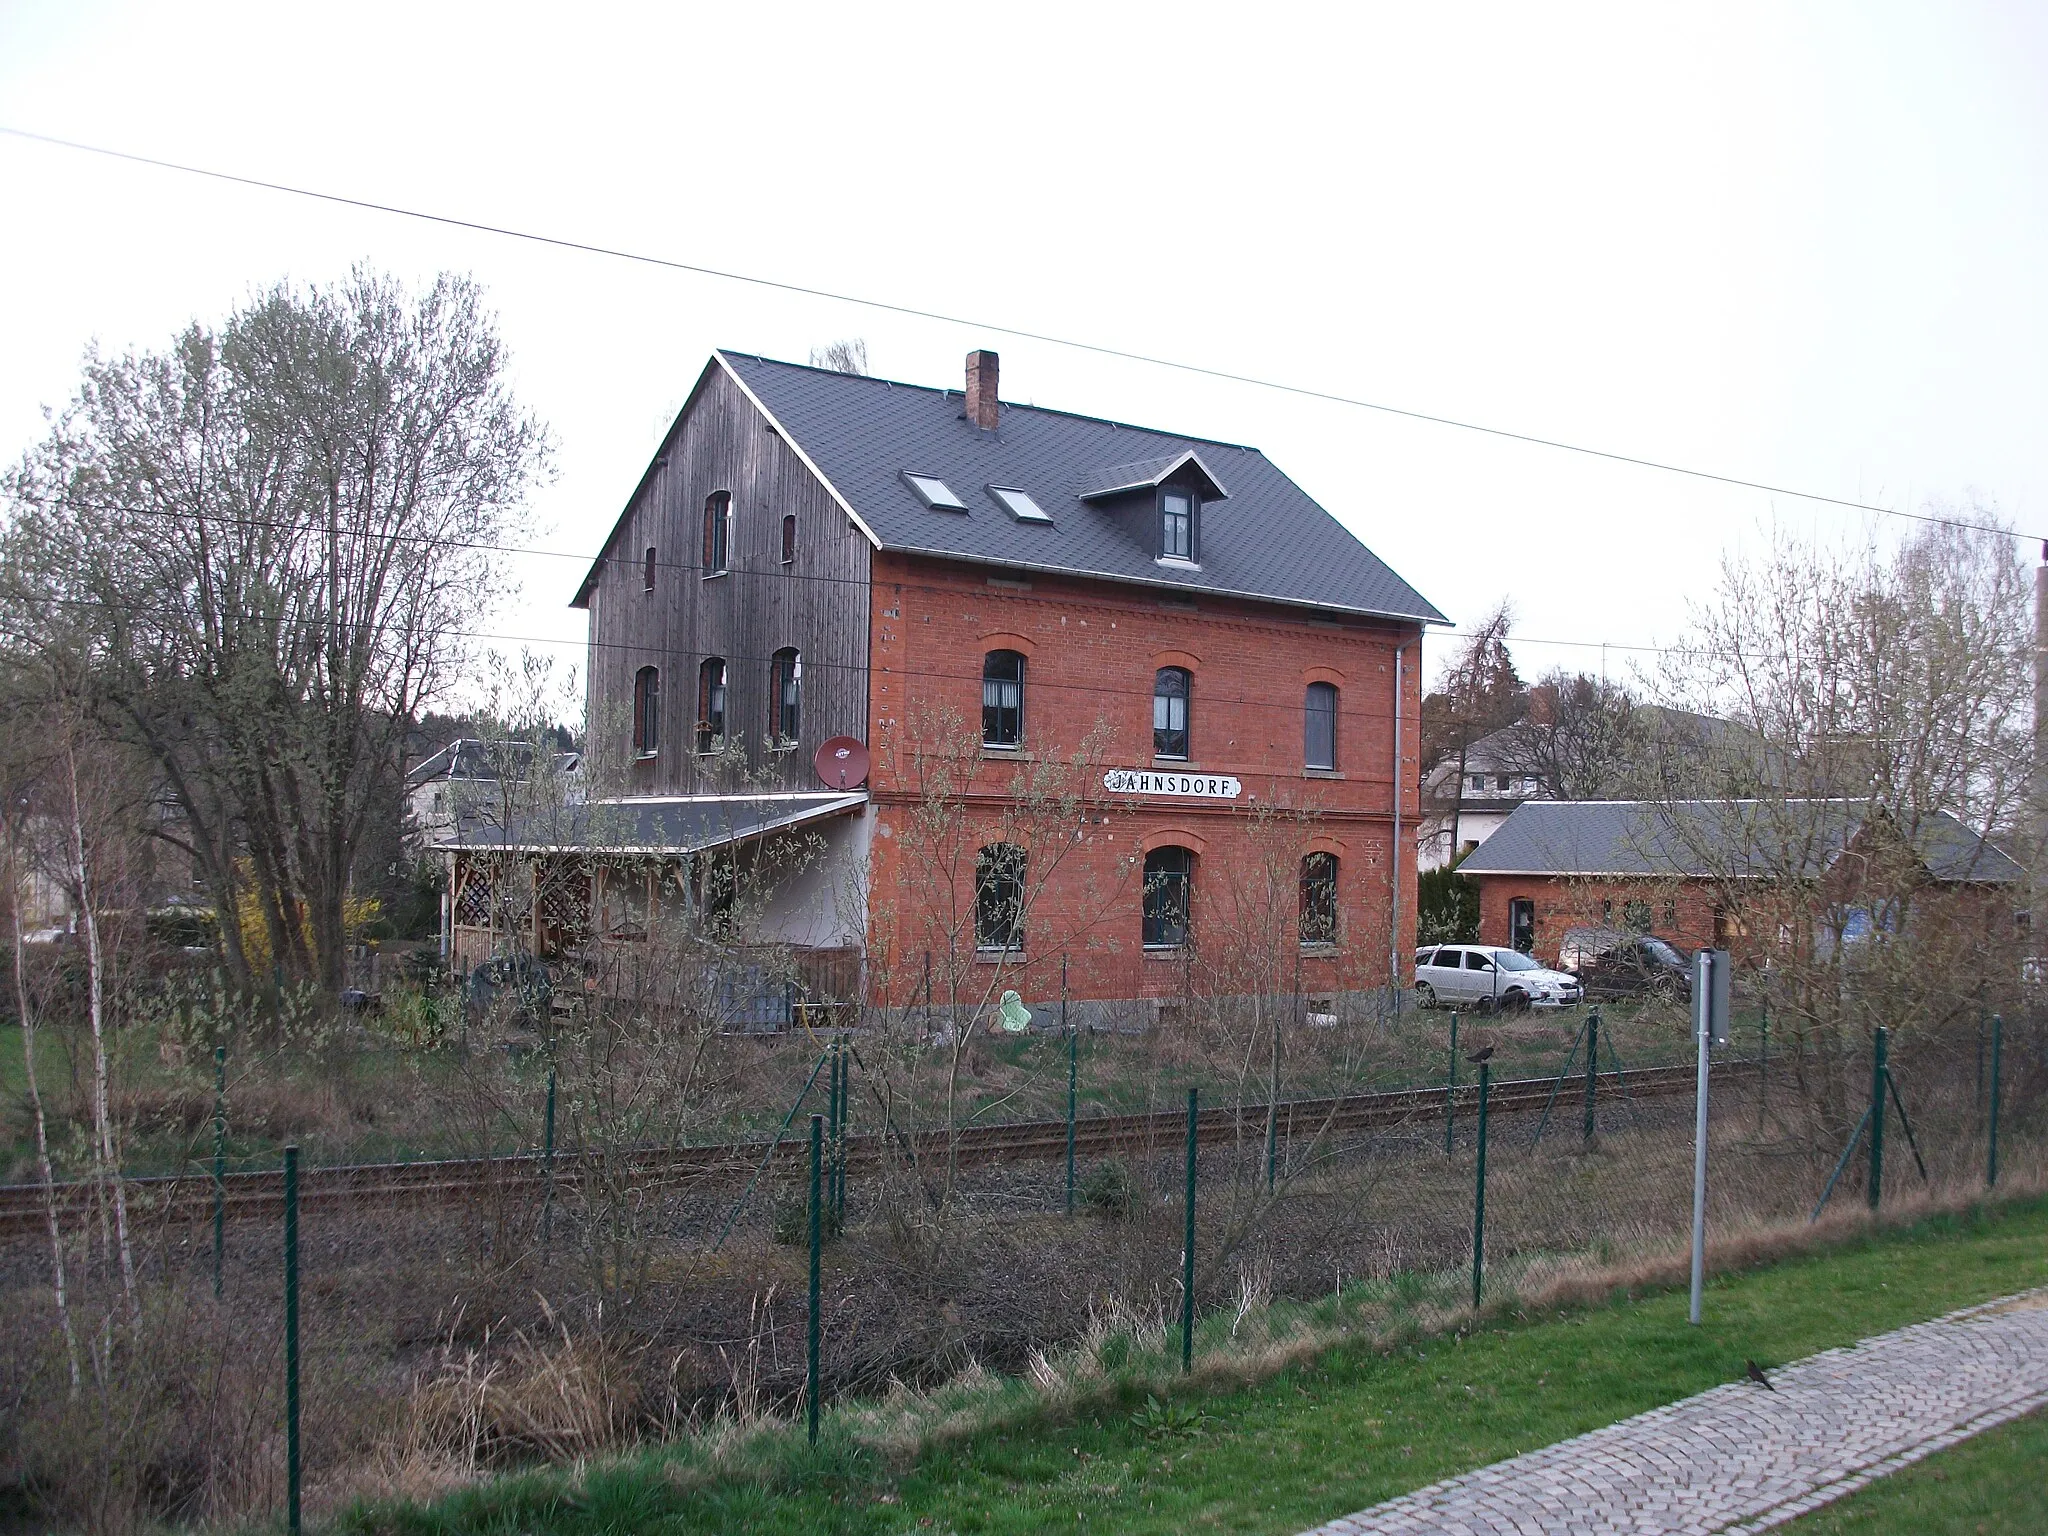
1455, 798, 2022, 964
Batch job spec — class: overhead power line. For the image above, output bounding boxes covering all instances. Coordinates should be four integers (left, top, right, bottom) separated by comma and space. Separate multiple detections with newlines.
18, 493, 1798, 662
2, 123, 2035, 546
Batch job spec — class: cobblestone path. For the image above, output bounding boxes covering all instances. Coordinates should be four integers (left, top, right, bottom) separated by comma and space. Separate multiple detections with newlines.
1300, 1289, 2048, 1535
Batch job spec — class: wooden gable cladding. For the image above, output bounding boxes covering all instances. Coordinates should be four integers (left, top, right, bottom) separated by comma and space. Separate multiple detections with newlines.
585, 363, 872, 795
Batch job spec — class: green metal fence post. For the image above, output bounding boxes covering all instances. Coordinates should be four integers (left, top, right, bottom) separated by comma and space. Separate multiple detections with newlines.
1472, 1063, 1491, 1311
1064, 955, 1076, 1218
1758, 1003, 1769, 1134
1867, 1027, 1888, 1210
1445, 1013, 1459, 1156
1182, 1086, 1198, 1373
808, 1112, 823, 1444
826, 1044, 841, 1230
283, 1143, 301, 1536
1582, 1011, 1599, 1147
833, 1043, 848, 1227
212, 1045, 226, 1299
1988, 1014, 2003, 1189
541, 1063, 557, 1253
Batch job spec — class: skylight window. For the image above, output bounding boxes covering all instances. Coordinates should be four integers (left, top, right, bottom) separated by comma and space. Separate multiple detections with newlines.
902, 472, 967, 511
988, 486, 1053, 523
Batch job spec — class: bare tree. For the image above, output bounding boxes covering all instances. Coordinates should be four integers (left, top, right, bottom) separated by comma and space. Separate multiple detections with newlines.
3, 267, 552, 991
1421, 601, 1526, 854
808, 339, 870, 376
1, 741, 81, 1392
1645, 519, 2032, 1123
1489, 670, 1646, 799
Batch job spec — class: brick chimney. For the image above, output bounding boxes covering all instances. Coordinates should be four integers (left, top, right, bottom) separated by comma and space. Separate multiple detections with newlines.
965, 349, 1000, 431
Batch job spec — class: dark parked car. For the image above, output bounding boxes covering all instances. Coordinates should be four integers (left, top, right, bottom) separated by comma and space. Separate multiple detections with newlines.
1556, 927, 1692, 1002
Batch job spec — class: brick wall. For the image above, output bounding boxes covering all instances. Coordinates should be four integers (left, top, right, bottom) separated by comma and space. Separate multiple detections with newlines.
863, 551, 1423, 1004
1472, 874, 1722, 963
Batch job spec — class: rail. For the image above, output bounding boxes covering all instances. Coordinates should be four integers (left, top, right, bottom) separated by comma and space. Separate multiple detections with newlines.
0, 1058, 1755, 1235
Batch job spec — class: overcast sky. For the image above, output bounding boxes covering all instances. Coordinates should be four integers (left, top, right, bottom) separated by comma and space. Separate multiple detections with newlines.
4, 2, 2044, 707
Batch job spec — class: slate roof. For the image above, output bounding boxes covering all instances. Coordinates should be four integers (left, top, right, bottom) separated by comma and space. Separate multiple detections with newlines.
576, 352, 1444, 622
446, 792, 866, 855
408, 739, 581, 787
1458, 800, 2021, 883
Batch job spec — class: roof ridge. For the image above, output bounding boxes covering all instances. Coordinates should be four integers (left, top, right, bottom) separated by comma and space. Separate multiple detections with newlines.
719, 349, 1267, 456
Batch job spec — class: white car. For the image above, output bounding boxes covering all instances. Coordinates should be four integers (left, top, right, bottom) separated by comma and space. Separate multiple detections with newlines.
1413, 944, 1583, 1012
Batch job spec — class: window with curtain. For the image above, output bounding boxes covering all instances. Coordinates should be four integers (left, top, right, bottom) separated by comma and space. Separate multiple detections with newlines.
1299, 853, 1338, 946
632, 666, 660, 757
696, 658, 727, 753
1153, 667, 1190, 759
702, 491, 731, 573
975, 843, 1027, 952
770, 648, 801, 743
1304, 681, 1338, 769
982, 650, 1025, 747
1143, 846, 1193, 948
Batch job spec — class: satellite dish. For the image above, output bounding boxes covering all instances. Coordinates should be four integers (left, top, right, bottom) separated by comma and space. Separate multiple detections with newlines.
814, 736, 870, 790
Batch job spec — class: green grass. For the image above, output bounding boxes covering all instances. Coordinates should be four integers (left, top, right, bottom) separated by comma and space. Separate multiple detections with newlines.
1786, 1407, 2048, 1534
344, 1193, 2048, 1536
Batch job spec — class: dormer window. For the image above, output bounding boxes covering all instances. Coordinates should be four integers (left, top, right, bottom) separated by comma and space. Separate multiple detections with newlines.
1161, 490, 1196, 561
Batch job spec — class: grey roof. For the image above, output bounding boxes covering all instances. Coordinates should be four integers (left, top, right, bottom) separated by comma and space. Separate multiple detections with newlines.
706, 353, 1444, 622
1078, 451, 1230, 501
447, 792, 865, 855
408, 739, 580, 787
1458, 800, 2021, 883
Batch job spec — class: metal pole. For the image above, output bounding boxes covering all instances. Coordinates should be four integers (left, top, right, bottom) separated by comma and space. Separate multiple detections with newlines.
827, 1048, 843, 1228
807, 1113, 822, 1444
541, 1063, 557, 1252
284, 1143, 301, 1536
1987, 1014, 2003, 1188
1688, 951, 1711, 1326
1809, 1107, 1872, 1223
826, 1045, 841, 1231
1065, 956, 1077, 1218
1758, 1002, 1768, 1135
1445, 1013, 1459, 1155
1472, 1062, 1490, 1311
1182, 1086, 1198, 1372
1529, 1021, 1583, 1148
1582, 1010, 1599, 1148
212, 1045, 226, 1300
1867, 1027, 1888, 1211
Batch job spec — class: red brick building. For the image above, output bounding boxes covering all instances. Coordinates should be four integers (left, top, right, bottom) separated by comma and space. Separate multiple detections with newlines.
450, 350, 1444, 1023
1457, 799, 2022, 965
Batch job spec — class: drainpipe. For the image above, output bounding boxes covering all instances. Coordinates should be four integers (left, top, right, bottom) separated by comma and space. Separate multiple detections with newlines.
1390, 629, 1417, 1015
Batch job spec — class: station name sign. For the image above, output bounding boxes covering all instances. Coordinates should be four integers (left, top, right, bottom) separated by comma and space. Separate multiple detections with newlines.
1103, 768, 1243, 800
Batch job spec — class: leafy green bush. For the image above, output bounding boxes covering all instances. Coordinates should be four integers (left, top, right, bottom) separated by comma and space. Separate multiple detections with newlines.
1417, 865, 1480, 945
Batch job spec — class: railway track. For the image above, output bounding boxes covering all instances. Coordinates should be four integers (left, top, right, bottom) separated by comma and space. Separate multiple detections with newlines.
0, 1058, 1751, 1236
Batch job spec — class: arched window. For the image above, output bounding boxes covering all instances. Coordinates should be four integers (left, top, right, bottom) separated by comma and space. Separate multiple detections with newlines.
982, 650, 1025, 747
1304, 681, 1338, 770
632, 666, 660, 757
643, 545, 657, 592
780, 513, 797, 565
702, 491, 731, 574
770, 648, 801, 743
1299, 853, 1338, 947
696, 658, 727, 753
1142, 846, 1193, 949
1153, 667, 1191, 760
975, 843, 1027, 952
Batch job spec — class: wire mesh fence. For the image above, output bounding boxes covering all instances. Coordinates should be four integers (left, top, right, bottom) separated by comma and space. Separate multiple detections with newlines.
2, 960, 2044, 1531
